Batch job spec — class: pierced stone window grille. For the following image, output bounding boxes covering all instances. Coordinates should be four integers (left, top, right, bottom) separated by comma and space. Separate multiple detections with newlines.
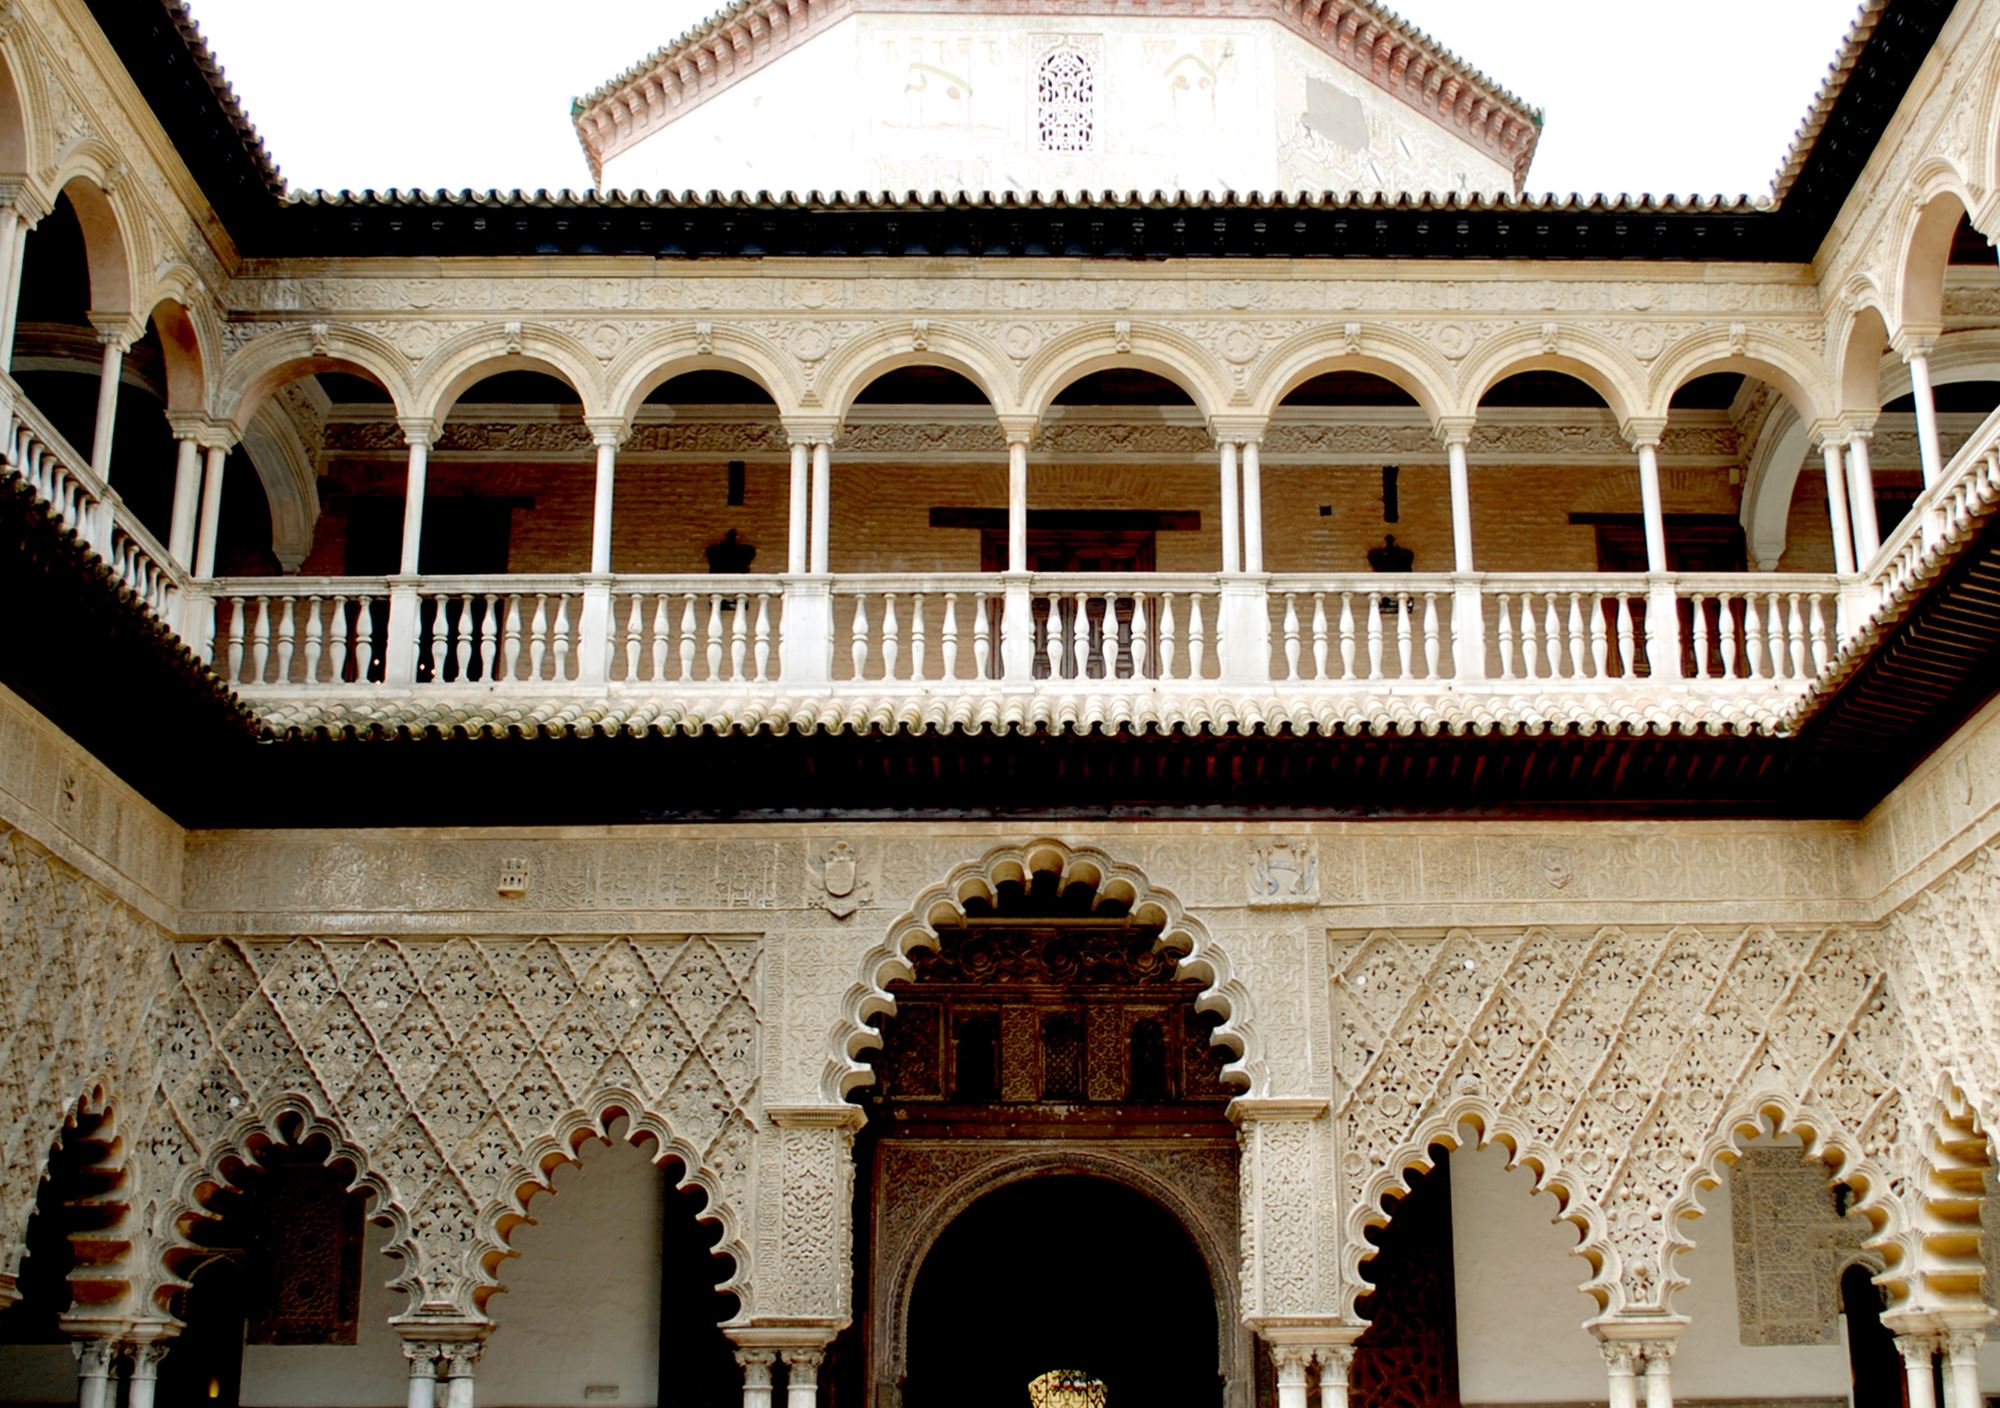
1037, 49, 1096, 152
1042, 1013, 1086, 1099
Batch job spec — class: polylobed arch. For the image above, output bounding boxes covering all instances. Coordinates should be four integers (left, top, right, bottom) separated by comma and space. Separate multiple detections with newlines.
1019, 326, 1224, 423
1251, 333, 1452, 424
148, 1097, 402, 1320
1902, 1079, 1997, 1318
478, 1093, 749, 1324
832, 838, 1256, 1102
2, 1086, 129, 1320
1663, 1096, 1911, 1315
1895, 187, 1972, 337
1345, 1106, 1602, 1322
881, 1152, 1240, 1394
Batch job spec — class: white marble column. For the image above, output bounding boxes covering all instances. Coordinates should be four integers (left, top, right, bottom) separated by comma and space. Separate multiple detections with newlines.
192, 441, 229, 579
809, 440, 831, 574
440, 1341, 481, 1408
401, 1341, 441, 1408
166, 427, 204, 567
780, 1348, 822, 1408
398, 419, 434, 575
122, 1341, 170, 1408
1633, 434, 1669, 573
1599, 1341, 1640, 1408
1845, 425, 1882, 563
1272, 1346, 1310, 1408
0, 215, 29, 375
786, 438, 809, 574
1901, 334, 1944, 488
1941, 1328, 1987, 1408
1240, 436, 1264, 573
587, 421, 622, 574
1315, 1344, 1355, 1408
1638, 1338, 1676, 1408
87, 325, 128, 483
1217, 437, 1240, 574
1897, 1333, 1940, 1408
1006, 431, 1029, 573
0, 188, 42, 376
1443, 425, 1475, 573
1816, 433, 1857, 575
735, 1349, 775, 1408
71, 1338, 116, 1408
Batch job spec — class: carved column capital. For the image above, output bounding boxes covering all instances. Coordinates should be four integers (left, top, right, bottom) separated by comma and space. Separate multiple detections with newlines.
1433, 414, 1477, 449
1597, 1340, 1639, 1373
733, 1349, 777, 1386
1892, 327, 1941, 361
584, 415, 629, 449
996, 414, 1039, 447
1314, 1342, 1356, 1384
398, 417, 437, 451
779, 1347, 823, 1381
1619, 416, 1668, 452
781, 417, 840, 448
1208, 416, 1268, 448
1893, 1331, 1941, 1368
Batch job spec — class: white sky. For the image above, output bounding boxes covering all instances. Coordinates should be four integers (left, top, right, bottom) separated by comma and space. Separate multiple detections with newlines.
183, 0, 1864, 200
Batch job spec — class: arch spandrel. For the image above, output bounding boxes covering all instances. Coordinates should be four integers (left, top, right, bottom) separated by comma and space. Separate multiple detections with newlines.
831, 838, 1260, 1103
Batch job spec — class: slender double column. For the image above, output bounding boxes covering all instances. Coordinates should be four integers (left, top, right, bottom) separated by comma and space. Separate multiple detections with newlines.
735, 1349, 776, 1408
1437, 416, 1484, 681
1896, 331, 1945, 488
1811, 424, 1858, 576
1622, 419, 1684, 680
120, 1338, 172, 1408
577, 418, 627, 684
1592, 1318, 1683, 1408
71, 1337, 117, 1408
383, 418, 436, 687
778, 420, 839, 685
1211, 421, 1271, 684
399, 1333, 485, 1408
0, 184, 43, 373
1897, 1332, 1941, 1408
1844, 420, 1883, 564
165, 417, 205, 568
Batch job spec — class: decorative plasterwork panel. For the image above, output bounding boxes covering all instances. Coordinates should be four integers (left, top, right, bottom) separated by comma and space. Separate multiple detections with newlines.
1727, 1147, 1870, 1345
141, 934, 762, 1321
1329, 925, 1914, 1318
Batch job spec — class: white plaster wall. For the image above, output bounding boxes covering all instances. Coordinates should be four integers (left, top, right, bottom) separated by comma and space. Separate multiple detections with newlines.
478, 1135, 666, 1408
599, 13, 1508, 197
1448, 1141, 1605, 1403
1449, 1138, 1859, 1404
240, 1220, 408, 1407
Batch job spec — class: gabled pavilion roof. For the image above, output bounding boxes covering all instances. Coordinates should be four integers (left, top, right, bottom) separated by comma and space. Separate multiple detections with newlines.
567, 0, 1545, 190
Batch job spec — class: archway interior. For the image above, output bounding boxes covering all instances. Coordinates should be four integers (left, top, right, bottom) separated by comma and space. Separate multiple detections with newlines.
903, 1174, 1218, 1408
0, 1105, 122, 1399
1353, 1148, 1460, 1408
852, 864, 1239, 1407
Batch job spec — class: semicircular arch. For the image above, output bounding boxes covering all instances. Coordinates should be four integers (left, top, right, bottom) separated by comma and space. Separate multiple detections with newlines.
1018, 324, 1227, 422
48, 170, 134, 321
1455, 330, 1641, 425
1893, 185, 1973, 338
1646, 335, 1832, 427
217, 324, 417, 431
816, 327, 1013, 422
606, 325, 801, 426
1249, 326, 1453, 423
832, 838, 1257, 1102
412, 324, 606, 425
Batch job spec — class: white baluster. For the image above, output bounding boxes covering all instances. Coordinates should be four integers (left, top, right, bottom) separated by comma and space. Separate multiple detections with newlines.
1311, 594, 1329, 681
651, 594, 672, 682
502, 596, 524, 681
1752, 592, 1768, 680
1807, 594, 1830, 675
1130, 593, 1150, 680
481, 594, 501, 682
909, 593, 927, 682
1519, 593, 1541, 680
1337, 592, 1357, 678
623, 595, 643, 682
528, 595, 549, 680
1764, 593, 1785, 679
352, 598, 375, 682
941, 594, 960, 680
224, 601, 246, 683
1566, 593, 1588, 679
1187, 595, 1208, 679
1786, 593, 1807, 679
1689, 594, 1710, 680
249, 596, 273, 684
1718, 595, 1740, 679
1394, 591, 1414, 680
328, 595, 350, 681
455, 594, 476, 681
1070, 591, 1090, 680
274, 597, 296, 683
1541, 595, 1560, 681
727, 593, 748, 680
1422, 593, 1441, 679
881, 593, 901, 682
851, 594, 870, 679
1495, 592, 1516, 681
1366, 593, 1385, 680
704, 594, 724, 680
1281, 593, 1301, 682
753, 593, 773, 681
1614, 594, 1637, 678
973, 592, 991, 679
1158, 594, 1179, 680
676, 594, 697, 681
303, 596, 325, 684
551, 595, 573, 681
427, 594, 449, 681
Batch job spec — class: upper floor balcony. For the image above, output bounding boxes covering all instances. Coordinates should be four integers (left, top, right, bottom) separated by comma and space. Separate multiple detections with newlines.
8, 354, 1996, 745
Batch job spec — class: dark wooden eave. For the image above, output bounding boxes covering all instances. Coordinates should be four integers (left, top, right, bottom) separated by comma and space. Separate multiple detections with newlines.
90, 0, 1959, 263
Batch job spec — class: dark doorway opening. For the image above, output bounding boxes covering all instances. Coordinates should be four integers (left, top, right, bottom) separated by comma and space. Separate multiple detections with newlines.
903, 1174, 1219, 1408
1839, 1261, 1902, 1408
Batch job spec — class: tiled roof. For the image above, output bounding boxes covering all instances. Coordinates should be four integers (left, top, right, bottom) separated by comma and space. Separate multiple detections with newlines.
161, 1, 286, 195
249, 687, 1796, 743
1772, 0, 1887, 202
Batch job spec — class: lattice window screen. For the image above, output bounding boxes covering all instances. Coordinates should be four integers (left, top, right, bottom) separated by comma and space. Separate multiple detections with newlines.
1037, 49, 1096, 152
